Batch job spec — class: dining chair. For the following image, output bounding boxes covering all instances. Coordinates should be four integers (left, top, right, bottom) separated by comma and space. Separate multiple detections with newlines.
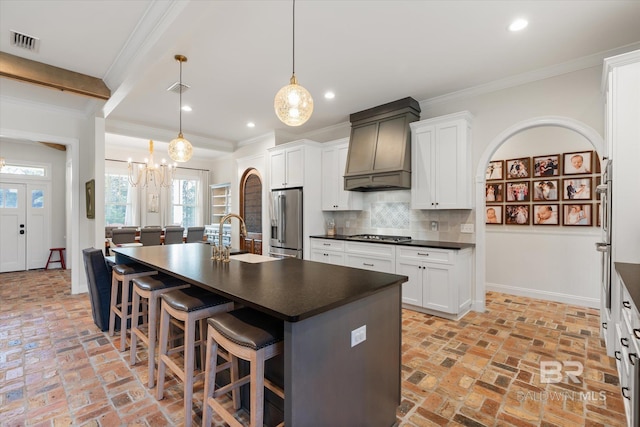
82, 248, 112, 332
139, 227, 162, 246
163, 226, 185, 244
186, 226, 205, 243
111, 228, 137, 245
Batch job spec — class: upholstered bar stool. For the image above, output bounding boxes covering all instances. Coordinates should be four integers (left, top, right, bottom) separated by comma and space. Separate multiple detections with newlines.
155, 287, 234, 427
109, 263, 158, 351
130, 274, 189, 387
203, 307, 285, 427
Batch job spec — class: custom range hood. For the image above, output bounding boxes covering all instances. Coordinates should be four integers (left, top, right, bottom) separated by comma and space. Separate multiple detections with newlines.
344, 97, 421, 191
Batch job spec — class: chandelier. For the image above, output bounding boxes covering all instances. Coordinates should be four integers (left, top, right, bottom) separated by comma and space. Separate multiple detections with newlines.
128, 140, 175, 188
168, 54, 193, 162
274, 0, 313, 126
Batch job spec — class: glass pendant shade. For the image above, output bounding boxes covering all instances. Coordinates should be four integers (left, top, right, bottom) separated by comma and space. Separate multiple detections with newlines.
274, 74, 313, 126
168, 133, 193, 163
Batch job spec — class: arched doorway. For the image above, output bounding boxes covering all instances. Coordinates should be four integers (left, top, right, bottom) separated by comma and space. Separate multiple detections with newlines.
239, 168, 263, 254
473, 116, 604, 312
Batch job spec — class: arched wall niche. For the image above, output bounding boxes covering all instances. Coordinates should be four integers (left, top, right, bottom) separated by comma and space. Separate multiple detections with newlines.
473, 116, 604, 312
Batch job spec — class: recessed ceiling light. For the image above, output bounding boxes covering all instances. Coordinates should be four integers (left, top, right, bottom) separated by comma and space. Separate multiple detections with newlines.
181, 105, 192, 112
324, 91, 335, 100
247, 122, 255, 128
509, 18, 528, 32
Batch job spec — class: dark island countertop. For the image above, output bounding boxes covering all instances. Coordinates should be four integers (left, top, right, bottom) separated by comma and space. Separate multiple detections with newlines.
616, 262, 640, 310
113, 243, 407, 323
310, 234, 475, 250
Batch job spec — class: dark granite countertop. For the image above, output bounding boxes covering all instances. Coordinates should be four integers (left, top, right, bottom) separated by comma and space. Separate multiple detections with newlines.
113, 243, 407, 323
616, 262, 640, 311
310, 235, 475, 250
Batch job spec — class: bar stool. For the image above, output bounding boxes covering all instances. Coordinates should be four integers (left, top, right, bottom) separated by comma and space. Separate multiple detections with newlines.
45, 247, 66, 270
203, 307, 285, 427
130, 274, 189, 388
109, 263, 158, 351
156, 287, 234, 427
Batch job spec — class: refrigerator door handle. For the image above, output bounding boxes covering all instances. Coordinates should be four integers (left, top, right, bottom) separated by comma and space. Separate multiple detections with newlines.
279, 195, 286, 243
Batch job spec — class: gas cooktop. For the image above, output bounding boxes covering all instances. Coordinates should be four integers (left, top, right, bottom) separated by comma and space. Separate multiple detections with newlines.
346, 234, 412, 243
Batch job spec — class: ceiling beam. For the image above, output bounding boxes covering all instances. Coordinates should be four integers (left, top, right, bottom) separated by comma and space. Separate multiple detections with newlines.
0, 52, 110, 101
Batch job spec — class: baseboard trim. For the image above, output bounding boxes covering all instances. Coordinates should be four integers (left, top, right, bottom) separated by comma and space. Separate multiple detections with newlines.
486, 282, 599, 309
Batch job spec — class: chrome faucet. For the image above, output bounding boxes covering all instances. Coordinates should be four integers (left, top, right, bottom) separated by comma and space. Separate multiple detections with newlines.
217, 213, 248, 261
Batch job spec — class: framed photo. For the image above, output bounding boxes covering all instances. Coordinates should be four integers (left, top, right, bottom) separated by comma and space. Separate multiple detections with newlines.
533, 204, 559, 225
562, 177, 592, 201
485, 205, 503, 224
505, 181, 530, 202
85, 179, 95, 219
485, 183, 504, 202
506, 157, 531, 179
563, 204, 592, 226
532, 154, 560, 177
147, 193, 159, 213
505, 205, 530, 225
485, 160, 504, 181
532, 179, 559, 201
563, 151, 593, 175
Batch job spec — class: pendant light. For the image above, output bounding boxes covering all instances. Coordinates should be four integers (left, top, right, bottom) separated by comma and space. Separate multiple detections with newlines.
168, 54, 193, 163
274, 0, 313, 126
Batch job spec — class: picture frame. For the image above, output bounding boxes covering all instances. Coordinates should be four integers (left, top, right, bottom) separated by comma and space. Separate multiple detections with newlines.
505, 205, 530, 225
485, 160, 504, 181
562, 204, 592, 226
147, 193, 159, 213
485, 205, 503, 224
562, 177, 592, 201
505, 181, 530, 202
85, 179, 95, 219
532, 154, 560, 177
532, 179, 559, 201
505, 157, 531, 179
485, 183, 504, 202
533, 204, 559, 225
563, 150, 593, 175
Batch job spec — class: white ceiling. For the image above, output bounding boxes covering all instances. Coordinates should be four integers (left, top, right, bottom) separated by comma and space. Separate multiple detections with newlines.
1, 0, 640, 159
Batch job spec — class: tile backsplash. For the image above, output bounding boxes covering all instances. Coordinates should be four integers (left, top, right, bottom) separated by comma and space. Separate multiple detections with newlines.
324, 190, 475, 243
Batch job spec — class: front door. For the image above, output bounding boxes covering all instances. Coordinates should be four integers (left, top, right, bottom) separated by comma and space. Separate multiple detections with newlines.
0, 183, 26, 272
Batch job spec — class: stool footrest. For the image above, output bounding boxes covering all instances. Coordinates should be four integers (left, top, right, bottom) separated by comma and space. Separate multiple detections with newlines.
213, 375, 251, 397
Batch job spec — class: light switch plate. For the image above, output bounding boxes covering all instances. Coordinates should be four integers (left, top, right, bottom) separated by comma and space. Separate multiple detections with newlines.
351, 325, 366, 347
431, 221, 439, 231
460, 223, 474, 233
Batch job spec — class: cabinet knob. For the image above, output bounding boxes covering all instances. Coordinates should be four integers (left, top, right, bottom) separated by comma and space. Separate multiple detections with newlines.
621, 337, 629, 348
615, 350, 622, 360
623, 300, 631, 309
602, 322, 607, 329
634, 328, 640, 340
629, 353, 638, 366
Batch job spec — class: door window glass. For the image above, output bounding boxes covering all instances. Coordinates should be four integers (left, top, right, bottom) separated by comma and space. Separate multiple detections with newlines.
31, 190, 44, 208
2, 189, 18, 208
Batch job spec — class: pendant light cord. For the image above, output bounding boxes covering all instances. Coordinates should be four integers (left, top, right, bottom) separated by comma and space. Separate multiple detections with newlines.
179, 59, 183, 134
292, 0, 296, 75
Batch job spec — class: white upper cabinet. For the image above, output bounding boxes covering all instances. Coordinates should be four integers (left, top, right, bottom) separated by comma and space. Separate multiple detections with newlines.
269, 144, 304, 189
410, 111, 473, 210
321, 139, 363, 211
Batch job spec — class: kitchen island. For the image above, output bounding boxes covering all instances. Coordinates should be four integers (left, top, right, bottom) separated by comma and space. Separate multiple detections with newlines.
113, 243, 407, 426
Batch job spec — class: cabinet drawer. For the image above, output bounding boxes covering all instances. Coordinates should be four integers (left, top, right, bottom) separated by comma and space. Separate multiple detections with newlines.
345, 254, 395, 274
621, 284, 640, 333
345, 241, 396, 257
396, 246, 452, 264
310, 238, 345, 251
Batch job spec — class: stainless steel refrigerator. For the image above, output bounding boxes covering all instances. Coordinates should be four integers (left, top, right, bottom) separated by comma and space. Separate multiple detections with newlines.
269, 188, 303, 259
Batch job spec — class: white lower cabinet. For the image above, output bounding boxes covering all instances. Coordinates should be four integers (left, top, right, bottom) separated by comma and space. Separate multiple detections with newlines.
344, 241, 396, 274
396, 246, 472, 316
310, 238, 345, 266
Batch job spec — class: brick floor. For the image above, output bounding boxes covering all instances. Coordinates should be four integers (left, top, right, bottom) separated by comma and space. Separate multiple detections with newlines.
0, 269, 626, 426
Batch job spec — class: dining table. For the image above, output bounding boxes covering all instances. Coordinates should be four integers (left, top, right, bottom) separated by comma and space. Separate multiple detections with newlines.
112, 243, 406, 426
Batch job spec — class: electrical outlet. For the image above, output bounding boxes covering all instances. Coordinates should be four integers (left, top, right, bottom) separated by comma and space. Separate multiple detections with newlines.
351, 325, 366, 347
345, 221, 350, 228
460, 223, 474, 233
431, 221, 439, 231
